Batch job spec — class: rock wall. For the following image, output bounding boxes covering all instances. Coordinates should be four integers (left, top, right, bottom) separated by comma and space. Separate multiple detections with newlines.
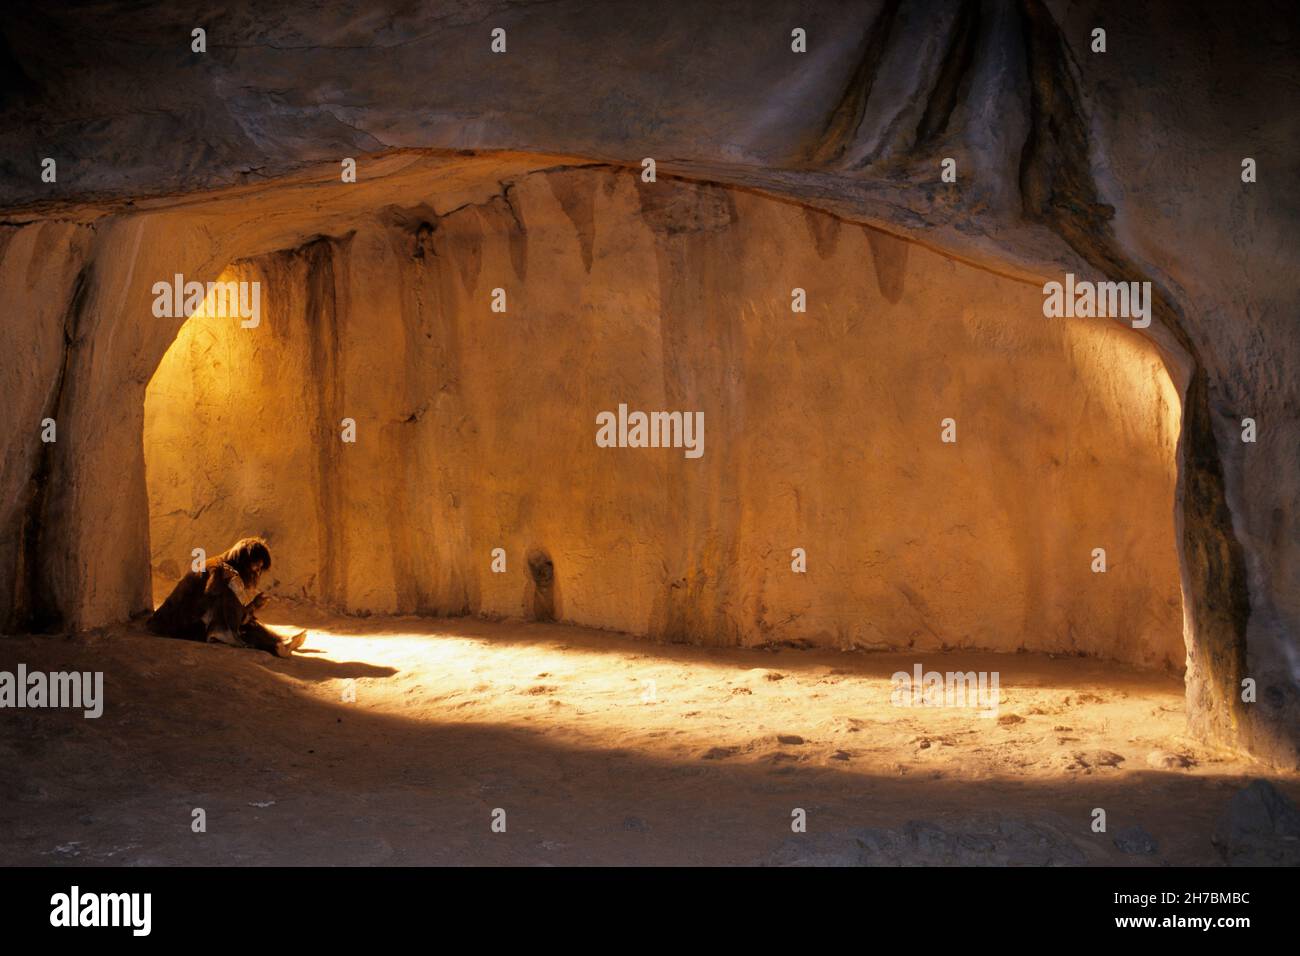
141, 165, 1184, 668
0, 1, 1295, 761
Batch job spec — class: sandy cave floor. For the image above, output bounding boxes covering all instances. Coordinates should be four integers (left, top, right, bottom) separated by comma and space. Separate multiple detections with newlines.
2, 608, 1295, 866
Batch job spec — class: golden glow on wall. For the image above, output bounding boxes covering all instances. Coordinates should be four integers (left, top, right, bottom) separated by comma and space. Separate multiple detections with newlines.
143, 264, 305, 606
139, 175, 1187, 671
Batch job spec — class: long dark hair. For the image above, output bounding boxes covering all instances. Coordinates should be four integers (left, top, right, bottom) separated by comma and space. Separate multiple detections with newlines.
216, 537, 271, 587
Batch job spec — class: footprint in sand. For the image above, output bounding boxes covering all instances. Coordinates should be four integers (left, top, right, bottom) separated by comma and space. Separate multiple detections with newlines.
702, 746, 740, 760
1065, 750, 1125, 772
1146, 750, 1196, 770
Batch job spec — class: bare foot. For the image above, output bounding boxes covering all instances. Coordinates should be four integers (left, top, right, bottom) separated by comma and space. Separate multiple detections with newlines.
275, 630, 308, 658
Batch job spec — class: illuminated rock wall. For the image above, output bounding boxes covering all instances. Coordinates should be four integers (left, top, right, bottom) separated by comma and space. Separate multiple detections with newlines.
140, 166, 1183, 667
1, 1, 1294, 760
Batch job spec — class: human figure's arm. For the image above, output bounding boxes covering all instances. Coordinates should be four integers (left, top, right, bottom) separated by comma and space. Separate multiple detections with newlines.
207, 562, 258, 606
200, 563, 247, 644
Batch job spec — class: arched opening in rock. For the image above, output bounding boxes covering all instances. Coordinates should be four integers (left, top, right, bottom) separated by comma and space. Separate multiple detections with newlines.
13, 155, 1276, 870
4, 1, 1294, 870
140, 168, 1187, 676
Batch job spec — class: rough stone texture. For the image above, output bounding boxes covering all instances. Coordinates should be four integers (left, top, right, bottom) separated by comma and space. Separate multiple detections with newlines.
1112, 824, 1157, 856
0, 222, 95, 631
0, 1, 1296, 762
767, 815, 1093, 866
1211, 779, 1300, 866
137, 164, 1183, 667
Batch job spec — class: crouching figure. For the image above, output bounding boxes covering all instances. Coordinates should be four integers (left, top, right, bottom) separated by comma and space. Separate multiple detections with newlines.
148, 537, 306, 657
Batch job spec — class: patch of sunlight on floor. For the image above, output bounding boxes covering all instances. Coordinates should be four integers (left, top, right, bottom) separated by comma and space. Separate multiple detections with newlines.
261, 610, 1234, 782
